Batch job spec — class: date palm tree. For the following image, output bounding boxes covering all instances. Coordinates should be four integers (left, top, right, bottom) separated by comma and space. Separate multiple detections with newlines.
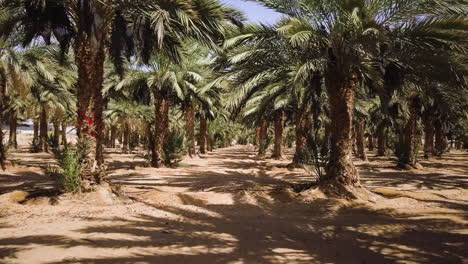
253, 0, 467, 193
0, 0, 243, 173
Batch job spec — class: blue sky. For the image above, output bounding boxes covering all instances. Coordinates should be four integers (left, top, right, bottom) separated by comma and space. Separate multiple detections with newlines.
221, 0, 283, 24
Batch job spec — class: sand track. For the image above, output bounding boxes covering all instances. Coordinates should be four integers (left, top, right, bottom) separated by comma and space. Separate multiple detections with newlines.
1, 145, 467, 264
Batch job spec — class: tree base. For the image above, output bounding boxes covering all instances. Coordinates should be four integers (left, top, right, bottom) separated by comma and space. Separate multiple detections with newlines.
271, 154, 284, 160
316, 180, 377, 201
397, 162, 423, 170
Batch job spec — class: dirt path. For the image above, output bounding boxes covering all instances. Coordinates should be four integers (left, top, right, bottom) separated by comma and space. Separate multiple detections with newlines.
1, 146, 467, 264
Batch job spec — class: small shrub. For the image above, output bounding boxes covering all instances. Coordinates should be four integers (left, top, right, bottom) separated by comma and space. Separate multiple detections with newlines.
29, 140, 41, 153
163, 131, 187, 167
258, 135, 272, 156
46, 143, 87, 193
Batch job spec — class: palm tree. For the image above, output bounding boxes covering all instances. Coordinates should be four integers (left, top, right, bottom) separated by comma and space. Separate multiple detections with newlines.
0, 0, 243, 171
253, 0, 467, 190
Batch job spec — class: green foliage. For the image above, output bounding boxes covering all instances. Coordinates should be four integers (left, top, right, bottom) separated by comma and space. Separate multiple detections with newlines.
258, 135, 272, 156
46, 140, 90, 193
163, 131, 187, 168
296, 133, 329, 182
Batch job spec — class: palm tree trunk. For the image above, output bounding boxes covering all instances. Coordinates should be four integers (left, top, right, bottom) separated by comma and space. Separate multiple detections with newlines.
368, 135, 374, 151
152, 90, 169, 168
0, 69, 6, 170
33, 119, 39, 146
75, 25, 106, 169
8, 111, 18, 149
293, 109, 308, 164
355, 120, 367, 161
53, 120, 60, 147
110, 125, 117, 148
61, 122, 67, 145
272, 111, 284, 159
122, 123, 130, 154
320, 123, 331, 157
325, 73, 359, 186
199, 116, 207, 154
185, 103, 196, 157
258, 119, 268, 156
398, 96, 420, 167
255, 125, 261, 147
39, 105, 48, 153
434, 118, 447, 156
377, 123, 387, 156
208, 134, 214, 152
423, 111, 435, 158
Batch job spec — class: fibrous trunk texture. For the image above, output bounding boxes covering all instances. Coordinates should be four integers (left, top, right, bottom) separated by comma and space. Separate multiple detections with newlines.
75, 18, 107, 168
39, 106, 48, 153
53, 120, 60, 147
185, 103, 196, 157
255, 126, 261, 147
398, 97, 420, 167
199, 116, 207, 154
355, 121, 367, 161
324, 73, 359, 186
377, 123, 387, 156
258, 119, 268, 156
293, 109, 308, 164
33, 119, 39, 146
61, 122, 67, 145
434, 118, 448, 157
423, 110, 435, 158
8, 111, 17, 149
0, 68, 6, 169
272, 111, 285, 159
368, 135, 374, 151
122, 123, 130, 154
208, 134, 214, 152
109, 125, 117, 148
152, 90, 169, 168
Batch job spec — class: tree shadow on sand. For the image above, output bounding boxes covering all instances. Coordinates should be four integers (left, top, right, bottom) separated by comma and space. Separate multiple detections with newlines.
1, 195, 467, 264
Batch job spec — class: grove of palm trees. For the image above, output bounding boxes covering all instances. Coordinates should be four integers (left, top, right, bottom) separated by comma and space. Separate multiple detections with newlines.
0, 0, 467, 263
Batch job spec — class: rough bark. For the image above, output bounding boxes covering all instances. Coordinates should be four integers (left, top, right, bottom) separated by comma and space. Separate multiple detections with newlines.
398, 96, 420, 167
434, 118, 448, 157
152, 90, 169, 168
53, 120, 60, 147
109, 125, 117, 148
0, 68, 6, 169
39, 106, 48, 153
258, 119, 269, 156
325, 73, 359, 186
185, 103, 196, 157
61, 122, 67, 145
8, 111, 17, 149
293, 109, 308, 163
33, 119, 39, 146
74, 13, 107, 168
272, 111, 284, 159
377, 123, 387, 156
199, 116, 207, 154
320, 123, 331, 158
122, 123, 130, 154
423, 110, 435, 158
368, 135, 374, 151
355, 120, 367, 161
208, 134, 214, 152
255, 125, 261, 147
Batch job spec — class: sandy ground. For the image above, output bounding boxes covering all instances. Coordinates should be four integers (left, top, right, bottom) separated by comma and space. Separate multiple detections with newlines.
0, 139, 467, 264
